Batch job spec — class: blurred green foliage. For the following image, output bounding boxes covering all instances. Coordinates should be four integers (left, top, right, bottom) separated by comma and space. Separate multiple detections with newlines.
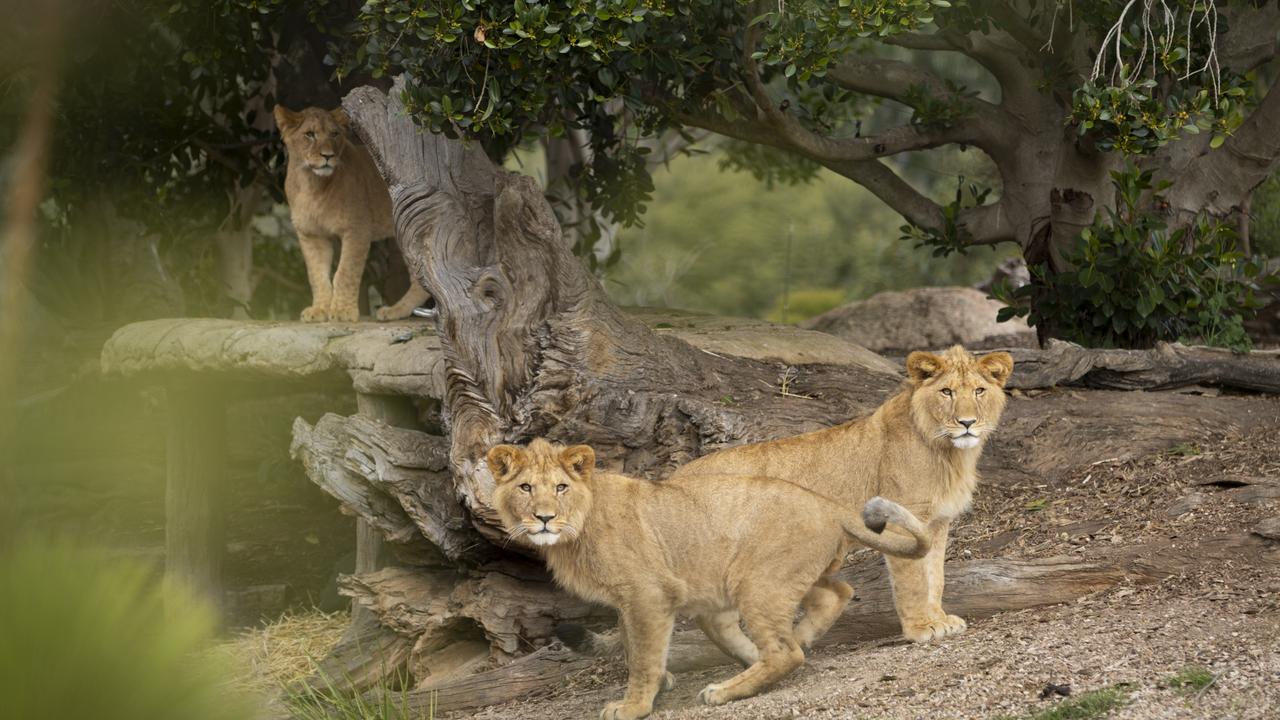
0, 539, 255, 720
606, 148, 1015, 320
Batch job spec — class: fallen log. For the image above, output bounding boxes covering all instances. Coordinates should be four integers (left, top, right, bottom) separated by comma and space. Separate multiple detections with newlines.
340, 562, 608, 681
1003, 339, 1280, 393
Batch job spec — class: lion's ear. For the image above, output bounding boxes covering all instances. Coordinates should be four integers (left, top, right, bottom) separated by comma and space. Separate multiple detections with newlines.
487, 445, 526, 483
905, 351, 945, 385
273, 105, 302, 133
977, 351, 1014, 386
560, 445, 596, 481
330, 107, 350, 129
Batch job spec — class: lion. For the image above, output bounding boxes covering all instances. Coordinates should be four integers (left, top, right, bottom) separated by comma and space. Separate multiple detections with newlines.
488, 438, 932, 720
273, 105, 430, 322
666, 345, 1014, 646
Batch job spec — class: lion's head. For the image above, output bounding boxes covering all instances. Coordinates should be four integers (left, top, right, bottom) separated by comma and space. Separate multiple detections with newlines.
273, 105, 351, 178
905, 345, 1013, 450
487, 439, 596, 547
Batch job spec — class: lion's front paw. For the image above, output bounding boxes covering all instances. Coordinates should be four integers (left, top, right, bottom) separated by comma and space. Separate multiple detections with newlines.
328, 302, 360, 323
599, 700, 652, 720
300, 305, 330, 322
698, 682, 731, 706
902, 614, 967, 643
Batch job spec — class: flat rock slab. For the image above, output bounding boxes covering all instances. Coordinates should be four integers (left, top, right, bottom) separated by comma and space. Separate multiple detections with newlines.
101, 310, 898, 398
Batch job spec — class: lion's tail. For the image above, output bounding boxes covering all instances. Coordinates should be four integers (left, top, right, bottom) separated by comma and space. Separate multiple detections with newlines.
842, 496, 932, 559
555, 623, 622, 657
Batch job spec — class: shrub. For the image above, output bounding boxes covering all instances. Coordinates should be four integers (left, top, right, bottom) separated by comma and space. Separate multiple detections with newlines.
994, 167, 1267, 352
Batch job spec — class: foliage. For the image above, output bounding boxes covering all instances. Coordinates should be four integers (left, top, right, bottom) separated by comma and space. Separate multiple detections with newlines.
286, 678, 425, 720
1070, 0, 1255, 156
900, 175, 992, 257
0, 539, 254, 720
995, 685, 1130, 720
993, 167, 1266, 352
766, 288, 847, 324
607, 148, 1014, 320
1166, 665, 1215, 695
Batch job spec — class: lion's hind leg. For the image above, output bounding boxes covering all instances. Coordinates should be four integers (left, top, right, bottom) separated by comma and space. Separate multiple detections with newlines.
695, 610, 759, 668
375, 281, 431, 321
793, 573, 854, 649
698, 590, 806, 706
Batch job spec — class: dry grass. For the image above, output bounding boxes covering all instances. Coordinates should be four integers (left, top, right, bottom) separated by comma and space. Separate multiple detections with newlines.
210, 609, 349, 694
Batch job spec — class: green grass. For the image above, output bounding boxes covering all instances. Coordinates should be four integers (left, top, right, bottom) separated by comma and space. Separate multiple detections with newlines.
995, 685, 1130, 720
1167, 442, 1202, 457
1167, 665, 1215, 695
284, 673, 432, 720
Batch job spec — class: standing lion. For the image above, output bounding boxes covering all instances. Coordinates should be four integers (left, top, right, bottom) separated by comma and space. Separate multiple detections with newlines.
273, 105, 430, 322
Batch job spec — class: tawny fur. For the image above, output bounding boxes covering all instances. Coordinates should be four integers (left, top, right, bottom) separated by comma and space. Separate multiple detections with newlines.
273, 105, 430, 323
488, 439, 931, 720
669, 345, 1014, 645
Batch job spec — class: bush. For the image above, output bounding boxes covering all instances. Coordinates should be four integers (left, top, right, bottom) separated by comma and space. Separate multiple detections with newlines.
994, 167, 1266, 352
0, 539, 255, 720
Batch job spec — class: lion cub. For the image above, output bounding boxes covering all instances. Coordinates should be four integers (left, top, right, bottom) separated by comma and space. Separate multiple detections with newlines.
274, 105, 431, 322
489, 439, 932, 720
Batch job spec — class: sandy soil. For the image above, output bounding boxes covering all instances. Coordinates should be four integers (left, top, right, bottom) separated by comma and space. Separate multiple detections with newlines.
465, 429, 1280, 720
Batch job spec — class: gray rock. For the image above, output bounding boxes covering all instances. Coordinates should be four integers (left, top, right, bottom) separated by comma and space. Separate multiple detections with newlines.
803, 286, 1036, 355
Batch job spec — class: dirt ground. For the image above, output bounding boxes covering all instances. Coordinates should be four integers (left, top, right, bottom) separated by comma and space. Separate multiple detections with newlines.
464, 428, 1280, 720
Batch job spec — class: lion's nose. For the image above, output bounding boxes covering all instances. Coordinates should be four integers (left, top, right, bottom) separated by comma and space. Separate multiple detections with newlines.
535, 513, 556, 524
958, 418, 976, 429
320, 150, 336, 159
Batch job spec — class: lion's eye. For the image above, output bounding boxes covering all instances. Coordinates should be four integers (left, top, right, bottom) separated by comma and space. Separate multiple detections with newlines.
518, 483, 532, 493
940, 388, 953, 397
975, 387, 986, 396
555, 484, 568, 494
330, 131, 339, 137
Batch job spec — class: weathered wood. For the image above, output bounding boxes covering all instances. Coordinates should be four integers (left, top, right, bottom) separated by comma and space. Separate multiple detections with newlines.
341, 562, 608, 681
362, 532, 1278, 714
1003, 338, 1280, 393
290, 413, 485, 565
99, 313, 896, 399
352, 393, 421, 624
164, 385, 227, 620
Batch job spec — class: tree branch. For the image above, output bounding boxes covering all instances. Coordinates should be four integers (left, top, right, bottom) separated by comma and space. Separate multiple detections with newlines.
1165, 77, 1280, 218
817, 156, 1012, 246
825, 56, 1010, 142
1218, 2, 1280, 72
883, 32, 959, 52
737, 24, 982, 161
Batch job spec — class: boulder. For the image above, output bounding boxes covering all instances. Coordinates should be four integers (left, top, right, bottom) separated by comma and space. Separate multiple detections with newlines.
802, 286, 1036, 355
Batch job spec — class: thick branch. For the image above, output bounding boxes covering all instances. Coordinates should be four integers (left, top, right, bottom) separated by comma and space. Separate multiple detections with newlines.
1165, 78, 1280, 217
738, 24, 978, 161
1218, 2, 1280, 72
826, 56, 1009, 141
819, 156, 1013, 245
882, 32, 959, 52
